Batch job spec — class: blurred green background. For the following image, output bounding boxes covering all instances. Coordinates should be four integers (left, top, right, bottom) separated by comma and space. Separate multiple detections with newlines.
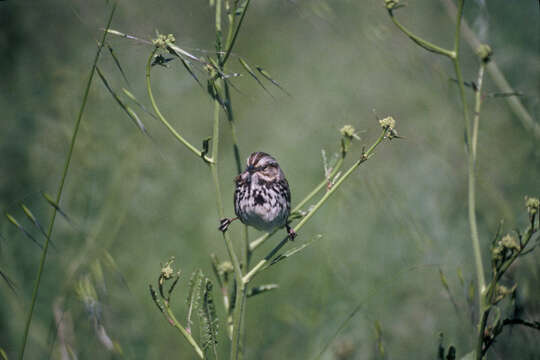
1, 0, 539, 359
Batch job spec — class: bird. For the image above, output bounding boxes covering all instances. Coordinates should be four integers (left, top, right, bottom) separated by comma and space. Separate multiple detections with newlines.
219, 152, 296, 240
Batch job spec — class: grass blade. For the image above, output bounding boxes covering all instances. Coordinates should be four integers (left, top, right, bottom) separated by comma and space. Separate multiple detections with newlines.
20, 204, 57, 249
96, 66, 149, 135
238, 57, 274, 99
18, 5, 117, 358
41, 192, 71, 223
199, 278, 218, 358
256, 65, 291, 97
186, 270, 203, 333
270, 234, 322, 267
6, 213, 43, 250
106, 43, 131, 87
0, 266, 17, 295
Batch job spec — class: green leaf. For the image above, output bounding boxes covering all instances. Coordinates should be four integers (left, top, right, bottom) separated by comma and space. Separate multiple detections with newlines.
238, 57, 274, 99
199, 278, 218, 358
20, 204, 56, 249
96, 66, 148, 135
270, 235, 322, 266
0, 266, 17, 295
256, 65, 291, 96
186, 270, 203, 332
106, 43, 131, 87
41, 192, 71, 223
5, 213, 43, 249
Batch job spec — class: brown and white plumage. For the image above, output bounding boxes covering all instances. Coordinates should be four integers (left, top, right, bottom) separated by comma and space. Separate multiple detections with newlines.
219, 152, 295, 239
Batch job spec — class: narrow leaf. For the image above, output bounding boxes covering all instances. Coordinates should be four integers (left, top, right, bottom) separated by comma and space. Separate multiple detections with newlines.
238, 57, 274, 99
199, 278, 218, 357
96, 66, 149, 135
256, 65, 291, 96
270, 234, 322, 266
105, 29, 152, 45
179, 58, 204, 89
6, 213, 43, 249
121, 88, 158, 121
186, 270, 203, 332
41, 192, 71, 223
106, 43, 131, 87
20, 204, 57, 249
0, 266, 17, 295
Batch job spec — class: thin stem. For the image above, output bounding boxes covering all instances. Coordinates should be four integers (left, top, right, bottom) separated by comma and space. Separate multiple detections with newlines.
207, 94, 244, 360
230, 284, 246, 360
215, 0, 223, 62
145, 49, 213, 164
439, 0, 540, 139
18, 6, 117, 359
388, 10, 454, 58
221, 0, 251, 66
165, 305, 204, 359
243, 129, 388, 284
451, 0, 486, 330
471, 63, 485, 161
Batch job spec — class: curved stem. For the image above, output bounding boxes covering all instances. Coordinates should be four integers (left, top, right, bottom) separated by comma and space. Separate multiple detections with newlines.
18, 6, 117, 359
388, 10, 454, 58
145, 49, 213, 163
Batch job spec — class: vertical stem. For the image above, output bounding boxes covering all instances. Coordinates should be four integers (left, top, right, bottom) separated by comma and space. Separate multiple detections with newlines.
18, 6, 116, 359
471, 62, 487, 360
208, 93, 244, 360
452, 0, 485, 311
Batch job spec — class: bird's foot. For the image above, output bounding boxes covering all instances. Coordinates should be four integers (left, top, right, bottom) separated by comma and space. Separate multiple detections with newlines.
219, 217, 237, 233
286, 224, 297, 241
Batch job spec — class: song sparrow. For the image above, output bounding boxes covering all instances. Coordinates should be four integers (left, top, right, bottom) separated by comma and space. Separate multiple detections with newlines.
219, 152, 296, 240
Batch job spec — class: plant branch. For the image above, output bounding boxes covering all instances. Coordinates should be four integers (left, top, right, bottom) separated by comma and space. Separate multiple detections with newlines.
165, 304, 204, 359
18, 5, 117, 359
439, 0, 540, 139
387, 9, 454, 58
145, 48, 214, 164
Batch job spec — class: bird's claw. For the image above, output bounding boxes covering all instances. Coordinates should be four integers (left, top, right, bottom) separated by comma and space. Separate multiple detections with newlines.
219, 218, 232, 233
286, 224, 297, 241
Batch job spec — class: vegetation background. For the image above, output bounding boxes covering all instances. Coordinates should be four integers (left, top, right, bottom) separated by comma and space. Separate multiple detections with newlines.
0, 0, 538, 359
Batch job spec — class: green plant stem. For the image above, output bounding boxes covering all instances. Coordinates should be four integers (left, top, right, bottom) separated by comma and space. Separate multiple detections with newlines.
469, 60, 488, 360
439, 0, 540, 139
471, 64, 485, 161
145, 49, 213, 163
243, 129, 388, 284
17, 6, 117, 359
221, 0, 251, 66
249, 151, 347, 252
388, 10, 454, 58
165, 304, 204, 359
207, 94, 244, 360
